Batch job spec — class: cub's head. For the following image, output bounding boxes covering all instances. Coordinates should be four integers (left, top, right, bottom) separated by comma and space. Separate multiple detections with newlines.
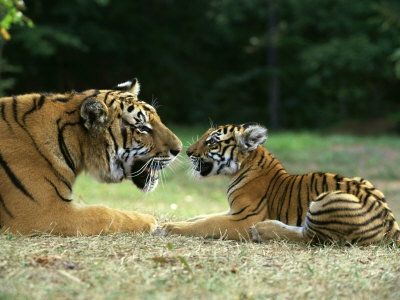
186, 123, 267, 177
80, 78, 182, 192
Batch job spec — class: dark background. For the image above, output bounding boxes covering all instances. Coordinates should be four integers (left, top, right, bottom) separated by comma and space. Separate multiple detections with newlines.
1, 0, 400, 131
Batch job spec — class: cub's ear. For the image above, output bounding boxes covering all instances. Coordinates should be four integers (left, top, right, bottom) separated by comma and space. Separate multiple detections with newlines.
236, 123, 268, 153
80, 97, 109, 132
114, 78, 140, 96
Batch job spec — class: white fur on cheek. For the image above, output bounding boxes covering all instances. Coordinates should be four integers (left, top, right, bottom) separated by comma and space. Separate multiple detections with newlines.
109, 156, 124, 182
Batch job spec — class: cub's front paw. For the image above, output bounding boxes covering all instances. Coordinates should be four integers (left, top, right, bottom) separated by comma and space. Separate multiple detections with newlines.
151, 226, 167, 236
250, 225, 262, 243
162, 222, 191, 236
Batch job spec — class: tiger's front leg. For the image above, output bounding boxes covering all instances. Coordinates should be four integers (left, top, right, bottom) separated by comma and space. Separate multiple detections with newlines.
5, 202, 157, 236
162, 214, 263, 240
186, 211, 230, 222
250, 220, 306, 243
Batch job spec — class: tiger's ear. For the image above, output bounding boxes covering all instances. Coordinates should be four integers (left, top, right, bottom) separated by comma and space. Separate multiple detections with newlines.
236, 123, 268, 153
80, 98, 109, 132
114, 78, 140, 96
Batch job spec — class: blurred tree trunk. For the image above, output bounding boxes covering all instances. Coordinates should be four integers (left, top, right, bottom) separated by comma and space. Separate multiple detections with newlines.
0, 39, 5, 95
267, 0, 280, 129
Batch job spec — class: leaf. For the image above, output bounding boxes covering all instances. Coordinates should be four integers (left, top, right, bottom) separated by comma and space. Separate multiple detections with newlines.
150, 257, 168, 263
1, 27, 11, 40
177, 256, 192, 273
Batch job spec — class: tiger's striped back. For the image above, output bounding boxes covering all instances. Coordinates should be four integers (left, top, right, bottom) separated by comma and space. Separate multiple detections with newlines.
228, 146, 399, 244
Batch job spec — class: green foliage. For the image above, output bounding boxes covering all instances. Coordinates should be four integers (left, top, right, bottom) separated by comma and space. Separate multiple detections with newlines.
0, 0, 33, 38
1, 0, 400, 128
0, 0, 33, 95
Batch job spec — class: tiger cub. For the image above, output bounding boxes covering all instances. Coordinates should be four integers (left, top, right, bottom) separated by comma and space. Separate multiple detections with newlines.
162, 123, 400, 246
0, 78, 182, 235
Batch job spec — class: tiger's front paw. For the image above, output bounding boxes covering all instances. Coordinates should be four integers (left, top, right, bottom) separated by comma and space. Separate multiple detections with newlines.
141, 213, 158, 233
250, 220, 283, 242
127, 212, 158, 233
162, 221, 191, 236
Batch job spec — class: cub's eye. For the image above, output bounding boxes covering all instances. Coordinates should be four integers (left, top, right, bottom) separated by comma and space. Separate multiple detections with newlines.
206, 136, 218, 146
136, 125, 151, 133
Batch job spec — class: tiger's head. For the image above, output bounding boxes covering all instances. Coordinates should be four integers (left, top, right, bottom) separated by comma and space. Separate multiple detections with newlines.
80, 78, 182, 192
186, 123, 267, 177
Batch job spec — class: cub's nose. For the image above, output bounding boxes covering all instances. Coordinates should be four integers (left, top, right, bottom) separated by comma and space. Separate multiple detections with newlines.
170, 148, 181, 156
186, 149, 193, 157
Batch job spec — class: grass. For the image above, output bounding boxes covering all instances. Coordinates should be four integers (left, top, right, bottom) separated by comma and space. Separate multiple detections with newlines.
1, 127, 400, 299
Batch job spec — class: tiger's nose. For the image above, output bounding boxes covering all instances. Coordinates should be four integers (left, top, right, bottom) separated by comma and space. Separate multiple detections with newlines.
170, 148, 181, 156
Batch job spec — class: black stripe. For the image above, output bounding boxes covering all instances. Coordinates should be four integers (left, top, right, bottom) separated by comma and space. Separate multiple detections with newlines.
104, 142, 111, 170
103, 91, 113, 105
296, 175, 304, 226
83, 89, 100, 101
321, 174, 328, 192
307, 210, 383, 227
0, 194, 14, 218
12, 96, 22, 128
321, 198, 357, 208
22, 97, 37, 124
257, 151, 265, 166
304, 223, 334, 241
227, 166, 251, 195
276, 175, 293, 221
219, 144, 233, 159
385, 218, 394, 234
229, 194, 242, 206
351, 227, 383, 244
346, 181, 351, 194
251, 193, 267, 214
313, 173, 320, 196
108, 127, 119, 154
260, 154, 275, 169
0, 151, 35, 201
37, 95, 46, 109
334, 174, 342, 190
57, 119, 78, 175
310, 173, 316, 193
44, 177, 72, 202
1, 102, 12, 131
234, 212, 260, 222
121, 126, 128, 149
52, 97, 71, 103
66, 109, 76, 115
284, 175, 298, 224
232, 205, 250, 216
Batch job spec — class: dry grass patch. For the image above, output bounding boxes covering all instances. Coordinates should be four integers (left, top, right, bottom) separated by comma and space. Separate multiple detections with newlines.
1, 228, 400, 300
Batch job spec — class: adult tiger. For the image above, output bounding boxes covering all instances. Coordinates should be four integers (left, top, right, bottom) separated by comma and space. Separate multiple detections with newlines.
0, 78, 182, 235
162, 123, 400, 246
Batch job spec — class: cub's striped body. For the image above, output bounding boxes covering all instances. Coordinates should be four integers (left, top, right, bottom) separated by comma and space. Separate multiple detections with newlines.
163, 124, 399, 246
0, 79, 182, 235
